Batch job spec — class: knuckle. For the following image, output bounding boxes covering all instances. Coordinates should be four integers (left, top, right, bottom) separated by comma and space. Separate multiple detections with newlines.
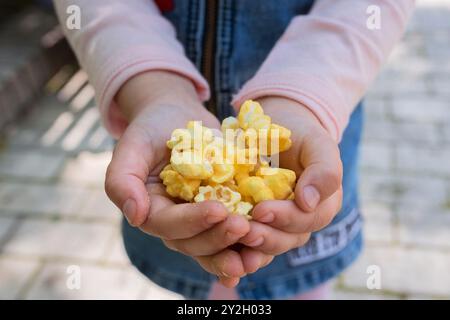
265, 239, 284, 255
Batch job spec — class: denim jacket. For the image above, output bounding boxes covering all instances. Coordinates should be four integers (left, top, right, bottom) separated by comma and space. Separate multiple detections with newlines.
122, 0, 364, 299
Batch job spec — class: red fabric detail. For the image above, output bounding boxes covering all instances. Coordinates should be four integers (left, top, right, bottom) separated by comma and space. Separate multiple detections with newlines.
154, 0, 174, 12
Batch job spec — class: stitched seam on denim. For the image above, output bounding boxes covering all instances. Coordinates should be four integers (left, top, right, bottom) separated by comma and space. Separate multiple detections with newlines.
287, 207, 362, 266
238, 232, 363, 299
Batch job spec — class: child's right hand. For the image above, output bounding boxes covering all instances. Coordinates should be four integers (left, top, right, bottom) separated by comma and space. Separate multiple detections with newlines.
104, 71, 272, 287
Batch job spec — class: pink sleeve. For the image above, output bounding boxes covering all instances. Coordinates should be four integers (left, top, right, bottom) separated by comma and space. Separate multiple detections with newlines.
232, 0, 415, 142
53, 0, 209, 138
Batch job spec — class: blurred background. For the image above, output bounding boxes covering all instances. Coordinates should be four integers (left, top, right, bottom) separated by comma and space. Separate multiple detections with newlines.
0, 0, 449, 299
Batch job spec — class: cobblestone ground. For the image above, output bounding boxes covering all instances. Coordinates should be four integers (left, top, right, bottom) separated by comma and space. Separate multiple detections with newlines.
1, 1, 449, 299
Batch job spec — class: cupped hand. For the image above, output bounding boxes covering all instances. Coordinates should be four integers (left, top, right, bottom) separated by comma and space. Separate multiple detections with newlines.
238, 96, 343, 261
104, 71, 271, 287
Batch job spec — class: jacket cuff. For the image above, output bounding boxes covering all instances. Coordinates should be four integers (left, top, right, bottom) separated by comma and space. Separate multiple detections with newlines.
96, 46, 209, 139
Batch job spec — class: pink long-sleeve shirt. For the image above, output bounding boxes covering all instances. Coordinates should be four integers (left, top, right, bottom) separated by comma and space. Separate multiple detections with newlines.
54, 0, 415, 141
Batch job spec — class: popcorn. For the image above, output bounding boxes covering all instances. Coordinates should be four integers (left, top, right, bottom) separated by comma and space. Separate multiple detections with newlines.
161, 100, 297, 219
194, 185, 253, 219
170, 149, 213, 179
256, 167, 296, 200
238, 176, 275, 204
160, 165, 201, 201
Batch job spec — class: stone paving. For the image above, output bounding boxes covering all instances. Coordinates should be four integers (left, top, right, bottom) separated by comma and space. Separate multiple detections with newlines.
0, 0, 449, 299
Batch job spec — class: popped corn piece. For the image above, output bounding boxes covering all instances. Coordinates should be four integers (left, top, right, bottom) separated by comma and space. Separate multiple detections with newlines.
160, 165, 201, 201
268, 123, 292, 154
202, 137, 236, 183
234, 201, 253, 219
233, 163, 255, 184
221, 116, 239, 131
238, 100, 266, 130
170, 149, 213, 179
194, 185, 241, 212
238, 176, 275, 203
166, 128, 191, 150
256, 167, 296, 200
215, 185, 241, 211
210, 163, 235, 184
187, 121, 214, 146
193, 185, 215, 202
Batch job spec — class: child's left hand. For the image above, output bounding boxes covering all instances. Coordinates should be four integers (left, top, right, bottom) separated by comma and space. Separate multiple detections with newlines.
238, 96, 343, 265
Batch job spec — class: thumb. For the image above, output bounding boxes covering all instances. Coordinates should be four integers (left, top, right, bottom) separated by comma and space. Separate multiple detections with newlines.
105, 126, 157, 226
295, 133, 343, 212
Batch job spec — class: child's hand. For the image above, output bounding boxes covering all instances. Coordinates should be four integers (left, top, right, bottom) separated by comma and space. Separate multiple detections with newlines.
239, 96, 343, 260
104, 71, 271, 287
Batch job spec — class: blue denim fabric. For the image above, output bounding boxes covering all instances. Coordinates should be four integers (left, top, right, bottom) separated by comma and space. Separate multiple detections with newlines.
122, 0, 364, 299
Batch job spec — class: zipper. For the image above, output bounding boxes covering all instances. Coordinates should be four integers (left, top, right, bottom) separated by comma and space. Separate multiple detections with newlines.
201, 0, 218, 115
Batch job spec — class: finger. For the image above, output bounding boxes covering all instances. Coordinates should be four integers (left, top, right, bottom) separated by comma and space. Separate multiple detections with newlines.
240, 247, 274, 274
195, 249, 246, 278
164, 215, 250, 256
239, 221, 311, 256
218, 277, 240, 288
140, 199, 228, 240
295, 132, 343, 212
252, 188, 342, 233
105, 126, 158, 226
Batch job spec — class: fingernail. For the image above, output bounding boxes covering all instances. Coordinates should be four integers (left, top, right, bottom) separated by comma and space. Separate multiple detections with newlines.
247, 237, 264, 247
122, 199, 137, 225
206, 214, 225, 225
257, 212, 274, 223
303, 185, 320, 210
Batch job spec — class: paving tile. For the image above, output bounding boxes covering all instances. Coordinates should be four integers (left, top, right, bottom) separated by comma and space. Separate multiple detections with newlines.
0, 257, 40, 299
0, 182, 89, 217
3, 220, 115, 260
60, 151, 111, 187
0, 149, 65, 180
342, 246, 450, 297
26, 263, 147, 300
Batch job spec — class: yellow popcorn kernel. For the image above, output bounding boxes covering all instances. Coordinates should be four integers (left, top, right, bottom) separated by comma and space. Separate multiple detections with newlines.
233, 163, 255, 184
202, 137, 236, 184
257, 167, 296, 185
193, 185, 215, 202
256, 167, 296, 200
247, 114, 271, 131
268, 124, 292, 154
159, 165, 201, 201
221, 116, 239, 132
238, 176, 274, 203
194, 185, 241, 212
215, 185, 241, 211
234, 201, 253, 219
210, 163, 235, 184
170, 149, 213, 179
187, 121, 214, 146
166, 128, 192, 150
238, 100, 265, 130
